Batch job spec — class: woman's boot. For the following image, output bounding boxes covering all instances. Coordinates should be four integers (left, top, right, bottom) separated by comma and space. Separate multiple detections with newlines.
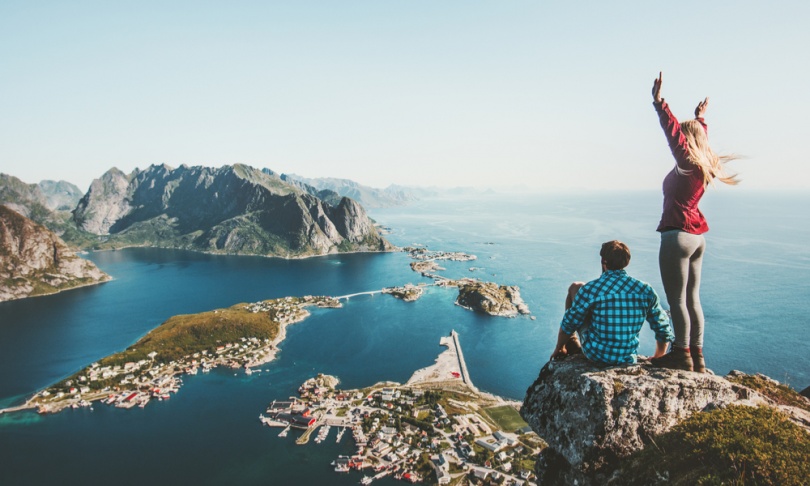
650, 346, 694, 372
691, 346, 706, 373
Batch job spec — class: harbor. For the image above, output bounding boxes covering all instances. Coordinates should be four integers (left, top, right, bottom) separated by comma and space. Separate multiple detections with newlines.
259, 332, 540, 485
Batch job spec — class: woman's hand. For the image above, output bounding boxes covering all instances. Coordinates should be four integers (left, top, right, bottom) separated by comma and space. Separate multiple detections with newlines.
652, 71, 663, 103
695, 97, 709, 118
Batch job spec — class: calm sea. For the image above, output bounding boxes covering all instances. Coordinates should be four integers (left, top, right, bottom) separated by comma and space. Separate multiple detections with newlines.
1, 190, 808, 485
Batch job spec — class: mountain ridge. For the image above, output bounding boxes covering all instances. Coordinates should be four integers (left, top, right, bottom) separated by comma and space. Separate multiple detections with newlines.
72, 163, 393, 257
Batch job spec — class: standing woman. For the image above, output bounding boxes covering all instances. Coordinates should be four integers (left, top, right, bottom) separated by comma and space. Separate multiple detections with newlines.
649, 72, 739, 372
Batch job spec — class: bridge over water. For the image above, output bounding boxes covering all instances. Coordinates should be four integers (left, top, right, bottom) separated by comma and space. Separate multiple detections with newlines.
334, 290, 383, 300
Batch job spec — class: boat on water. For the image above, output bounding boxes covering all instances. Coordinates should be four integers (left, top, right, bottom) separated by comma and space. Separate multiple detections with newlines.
333, 455, 350, 473
336, 427, 346, 443
278, 426, 290, 437
315, 424, 330, 443
360, 476, 373, 485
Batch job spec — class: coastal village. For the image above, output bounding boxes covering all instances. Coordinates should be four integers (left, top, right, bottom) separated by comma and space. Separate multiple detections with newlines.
260, 332, 541, 485
15, 295, 342, 414
1, 245, 542, 484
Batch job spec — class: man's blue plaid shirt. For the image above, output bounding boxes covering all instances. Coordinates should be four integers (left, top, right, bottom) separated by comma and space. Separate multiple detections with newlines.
560, 269, 674, 365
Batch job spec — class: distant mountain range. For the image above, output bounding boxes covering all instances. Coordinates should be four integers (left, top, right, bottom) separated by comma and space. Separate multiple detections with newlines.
280, 174, 422, 209
0, 205, 110, 302
1, 167, 404, 258
38, 180, 83, 211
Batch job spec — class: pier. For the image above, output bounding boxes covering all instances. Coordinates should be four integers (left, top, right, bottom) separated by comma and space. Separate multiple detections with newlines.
0, 403, 35, 415
450, 330, 478, 393
295, 419, 323, 445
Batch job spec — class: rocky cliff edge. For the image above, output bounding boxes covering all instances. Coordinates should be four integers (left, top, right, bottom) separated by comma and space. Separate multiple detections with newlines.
520, 355, 810, 485
1, 205, 110, 302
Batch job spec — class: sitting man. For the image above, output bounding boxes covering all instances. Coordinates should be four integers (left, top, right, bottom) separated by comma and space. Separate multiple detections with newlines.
551, 240, 674, 365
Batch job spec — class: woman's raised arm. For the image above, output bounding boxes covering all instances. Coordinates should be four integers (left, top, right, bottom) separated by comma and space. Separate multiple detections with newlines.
652, 71, 663, 103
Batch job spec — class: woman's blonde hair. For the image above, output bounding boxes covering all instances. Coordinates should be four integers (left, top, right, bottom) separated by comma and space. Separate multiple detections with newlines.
680, 119, 740, 186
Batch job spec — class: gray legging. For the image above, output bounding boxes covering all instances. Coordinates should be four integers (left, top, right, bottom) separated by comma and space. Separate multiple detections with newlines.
659, 230, 706, 349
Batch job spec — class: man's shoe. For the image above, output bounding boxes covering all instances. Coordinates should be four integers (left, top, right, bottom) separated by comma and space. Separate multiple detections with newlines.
651, 346, 694, 372
691, 347, 706, 373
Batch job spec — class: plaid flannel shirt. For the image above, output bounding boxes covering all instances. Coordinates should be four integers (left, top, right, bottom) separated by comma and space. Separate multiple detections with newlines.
560, 269, 674, 365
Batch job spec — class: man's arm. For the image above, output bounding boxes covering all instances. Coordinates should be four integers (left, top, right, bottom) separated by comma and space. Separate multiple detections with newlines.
647, 290, 675, 345
551, 285, 592, 360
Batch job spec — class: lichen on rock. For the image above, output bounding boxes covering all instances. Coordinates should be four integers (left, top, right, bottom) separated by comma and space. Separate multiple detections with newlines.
520, 355, 810, 486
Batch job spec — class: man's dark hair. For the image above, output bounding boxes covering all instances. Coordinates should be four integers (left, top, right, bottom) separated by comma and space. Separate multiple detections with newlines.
600, 240, 631, 270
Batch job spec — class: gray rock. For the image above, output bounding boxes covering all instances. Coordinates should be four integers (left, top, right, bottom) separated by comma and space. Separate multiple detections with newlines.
520, 356, 809, 486
456, 281, 530, 317
73, 167, 133, 234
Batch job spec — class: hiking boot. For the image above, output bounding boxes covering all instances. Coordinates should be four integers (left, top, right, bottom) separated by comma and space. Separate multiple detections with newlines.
651, 346, 693, 372
691, 347, 706, 373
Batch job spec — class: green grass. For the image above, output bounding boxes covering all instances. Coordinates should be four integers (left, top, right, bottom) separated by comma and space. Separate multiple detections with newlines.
727, 374, 810, 412
621, 405, 810, 486
482, 405, 528, 432
97, 302, 281, 367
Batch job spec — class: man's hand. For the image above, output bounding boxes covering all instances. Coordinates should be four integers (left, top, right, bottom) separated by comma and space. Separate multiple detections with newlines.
652, 71, 663, 103
695, 97, 709, 118
551, 328, 577, 361
550, 345, 568, 361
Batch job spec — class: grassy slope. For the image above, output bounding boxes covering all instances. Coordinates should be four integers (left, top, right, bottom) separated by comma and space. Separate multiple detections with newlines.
98, 302, 280, 367
621, 405, 810, 486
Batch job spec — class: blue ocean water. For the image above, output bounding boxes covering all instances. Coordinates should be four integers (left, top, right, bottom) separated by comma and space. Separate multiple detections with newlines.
1, 190, 808, 485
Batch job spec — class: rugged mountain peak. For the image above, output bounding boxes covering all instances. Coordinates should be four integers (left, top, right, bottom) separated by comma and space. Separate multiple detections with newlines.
0, 205, 110, 302
0, 173, 74, 236
73, 167, 135, 234
0, 173, 50, 220
71, 164, 391, 257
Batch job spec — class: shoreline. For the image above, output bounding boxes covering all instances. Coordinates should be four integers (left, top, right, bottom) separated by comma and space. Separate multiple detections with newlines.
0, 297, 339, 416
1, 241, 528, 416
80, 243, 401, 261
0, 274, 113, 305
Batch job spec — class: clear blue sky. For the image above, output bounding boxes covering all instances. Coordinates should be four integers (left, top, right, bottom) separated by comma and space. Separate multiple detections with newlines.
1, 1, 808, 192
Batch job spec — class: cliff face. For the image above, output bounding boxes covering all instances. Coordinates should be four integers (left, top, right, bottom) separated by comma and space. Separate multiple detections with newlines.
0, 205, 110, 302
72, 164, 392, 257
520, 356, 810, 486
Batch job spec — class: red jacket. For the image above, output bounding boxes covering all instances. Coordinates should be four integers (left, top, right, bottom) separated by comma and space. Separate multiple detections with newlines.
654, 100, 709, 234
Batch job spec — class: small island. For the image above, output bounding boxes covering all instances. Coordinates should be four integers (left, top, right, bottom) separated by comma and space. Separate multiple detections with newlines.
382, 284, 425, 302
261, 331, 542, 485
403, 245, 531, 317
7, 295, 340, 414
0, 242, 534, 417
454, 280, 530, 317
